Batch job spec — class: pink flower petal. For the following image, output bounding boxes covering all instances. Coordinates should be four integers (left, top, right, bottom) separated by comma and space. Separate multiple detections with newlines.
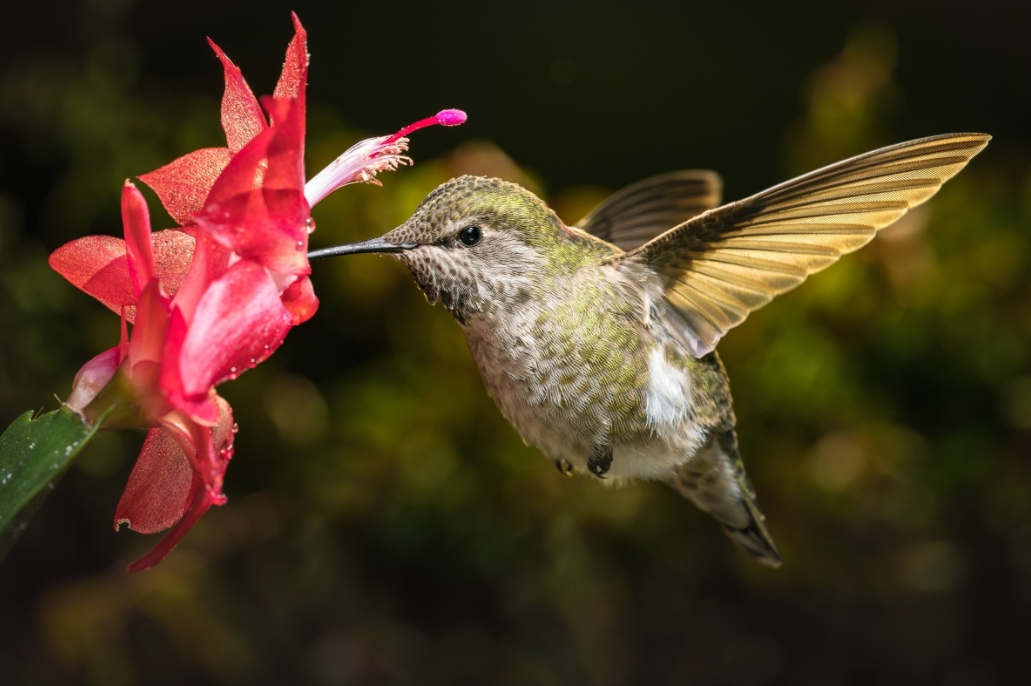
303, 135, 409, 205
303, 109, 466, 206
281, 275, 318, 325
127, 281, 171, 370
150, 229, 198, 301
49, 235, 135, 319
192, 395, 235, 498
115, 428, 197, 535
175, 260, 293, 399
272, 13, 308, 103
197, 97, 309, 274
166, 229, 231, 327
49, 229, 195, 324
159, 306, 220, 426
66, 347, 121, 413
207, 38, 267, 153
139, 147, 234, 227
124, 483, 211, 573
122, 397, 234, 573
122, 182, 155, 296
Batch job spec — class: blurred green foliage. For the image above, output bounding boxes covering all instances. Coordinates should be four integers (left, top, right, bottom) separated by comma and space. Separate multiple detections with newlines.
1, 1, 1030, 685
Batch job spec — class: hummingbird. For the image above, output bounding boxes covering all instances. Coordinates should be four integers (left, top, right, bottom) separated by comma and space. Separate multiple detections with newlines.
310, 133, 990, 566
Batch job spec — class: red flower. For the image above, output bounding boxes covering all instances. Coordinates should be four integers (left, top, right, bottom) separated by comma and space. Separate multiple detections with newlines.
53, 182, 233, 572
51, 16, 313, 572
49, 13, 464, 571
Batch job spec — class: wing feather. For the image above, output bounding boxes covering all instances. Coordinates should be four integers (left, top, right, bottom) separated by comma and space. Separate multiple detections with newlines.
617, 133, 991, 357
576, 170, 722, 251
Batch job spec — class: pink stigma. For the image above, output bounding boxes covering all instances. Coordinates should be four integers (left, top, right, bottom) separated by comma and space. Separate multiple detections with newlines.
385, 109, 467, 144
435, 109, 468, 126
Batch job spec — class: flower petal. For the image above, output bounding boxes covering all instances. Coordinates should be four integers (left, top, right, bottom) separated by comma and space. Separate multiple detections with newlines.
150, 229, 198, 301
281, 274, 318, 325
115, 428, 197, 535
49, 228, 196, 325
121, 397, 235, 573
191, 394, 235, 500
49, 235, 135, 319
66, 347, 121, 414
173, 260, 293, 402
128, 281, 171, 371
123, 481, 212, 573
303, 135, 409, 206
197, 97, 309, 274
207, 38, 267, 153
272, 13, 308, 103
303, 109, 466, 206
166, 228, 231, 328
139, 147, 234, 227
122, 182, 155, 296
159, 306, 219, 426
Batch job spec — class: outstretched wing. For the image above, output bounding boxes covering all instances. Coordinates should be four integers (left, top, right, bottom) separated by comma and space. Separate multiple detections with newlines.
616, 133, 991, 357
576, 171, 722, 251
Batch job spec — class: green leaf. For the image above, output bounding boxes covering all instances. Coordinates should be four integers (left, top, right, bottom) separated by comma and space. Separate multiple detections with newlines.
0, 406, 100, 560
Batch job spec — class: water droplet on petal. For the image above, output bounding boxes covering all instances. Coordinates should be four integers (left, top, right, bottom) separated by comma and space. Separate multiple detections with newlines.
305, 217, 316, 234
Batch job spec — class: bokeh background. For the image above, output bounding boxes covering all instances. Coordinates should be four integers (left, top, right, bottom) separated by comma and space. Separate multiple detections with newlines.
2, 0, 1030, 684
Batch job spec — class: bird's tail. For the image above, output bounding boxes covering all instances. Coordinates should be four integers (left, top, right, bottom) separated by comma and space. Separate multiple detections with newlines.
717, 497, 782, 568
666, 430, 782, 567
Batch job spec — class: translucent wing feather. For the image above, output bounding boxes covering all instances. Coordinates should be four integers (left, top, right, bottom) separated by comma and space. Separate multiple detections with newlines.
576, 171, 722, 251
618, 133, 991, 357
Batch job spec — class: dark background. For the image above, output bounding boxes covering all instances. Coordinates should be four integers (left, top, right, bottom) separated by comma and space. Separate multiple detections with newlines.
1, 1, 1029, 684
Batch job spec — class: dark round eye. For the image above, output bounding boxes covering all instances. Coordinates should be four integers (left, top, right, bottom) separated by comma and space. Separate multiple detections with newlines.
458, 225, 482, 246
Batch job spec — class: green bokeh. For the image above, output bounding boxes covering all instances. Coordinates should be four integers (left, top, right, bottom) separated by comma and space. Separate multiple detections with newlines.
1, 1, 1029, 685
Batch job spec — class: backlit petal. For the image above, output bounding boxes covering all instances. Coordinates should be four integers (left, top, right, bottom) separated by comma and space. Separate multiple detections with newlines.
139, 147, 234, 227
272, 13, 308, 104
115, 427, 197, 535
124, 476, 212, 573
120, 397, 234, 573
208, 38, 267, 153
150, 229, 198, 301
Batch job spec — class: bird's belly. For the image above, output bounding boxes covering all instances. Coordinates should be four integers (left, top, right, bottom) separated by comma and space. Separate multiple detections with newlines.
500, 396, 705, 483
468, 326, 707, 483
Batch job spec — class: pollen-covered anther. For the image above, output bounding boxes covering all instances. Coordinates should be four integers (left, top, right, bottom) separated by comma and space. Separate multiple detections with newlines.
359, 150, 414, 185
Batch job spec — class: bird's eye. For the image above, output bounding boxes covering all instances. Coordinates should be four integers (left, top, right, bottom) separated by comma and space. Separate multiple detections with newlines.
458, 225, 482, 246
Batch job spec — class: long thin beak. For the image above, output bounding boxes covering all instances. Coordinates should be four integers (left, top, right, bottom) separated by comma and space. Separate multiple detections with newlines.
308, 237, 417, 260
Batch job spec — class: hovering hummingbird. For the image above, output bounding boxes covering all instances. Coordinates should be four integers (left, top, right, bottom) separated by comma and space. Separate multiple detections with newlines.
310, 133, 989, 566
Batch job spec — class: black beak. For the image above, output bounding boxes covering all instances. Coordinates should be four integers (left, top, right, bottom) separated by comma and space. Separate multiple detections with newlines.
308, 237, 417, 260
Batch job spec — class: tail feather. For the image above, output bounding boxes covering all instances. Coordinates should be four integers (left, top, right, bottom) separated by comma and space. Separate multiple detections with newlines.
667, 429, 782, 567
720, 503, 782, 568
